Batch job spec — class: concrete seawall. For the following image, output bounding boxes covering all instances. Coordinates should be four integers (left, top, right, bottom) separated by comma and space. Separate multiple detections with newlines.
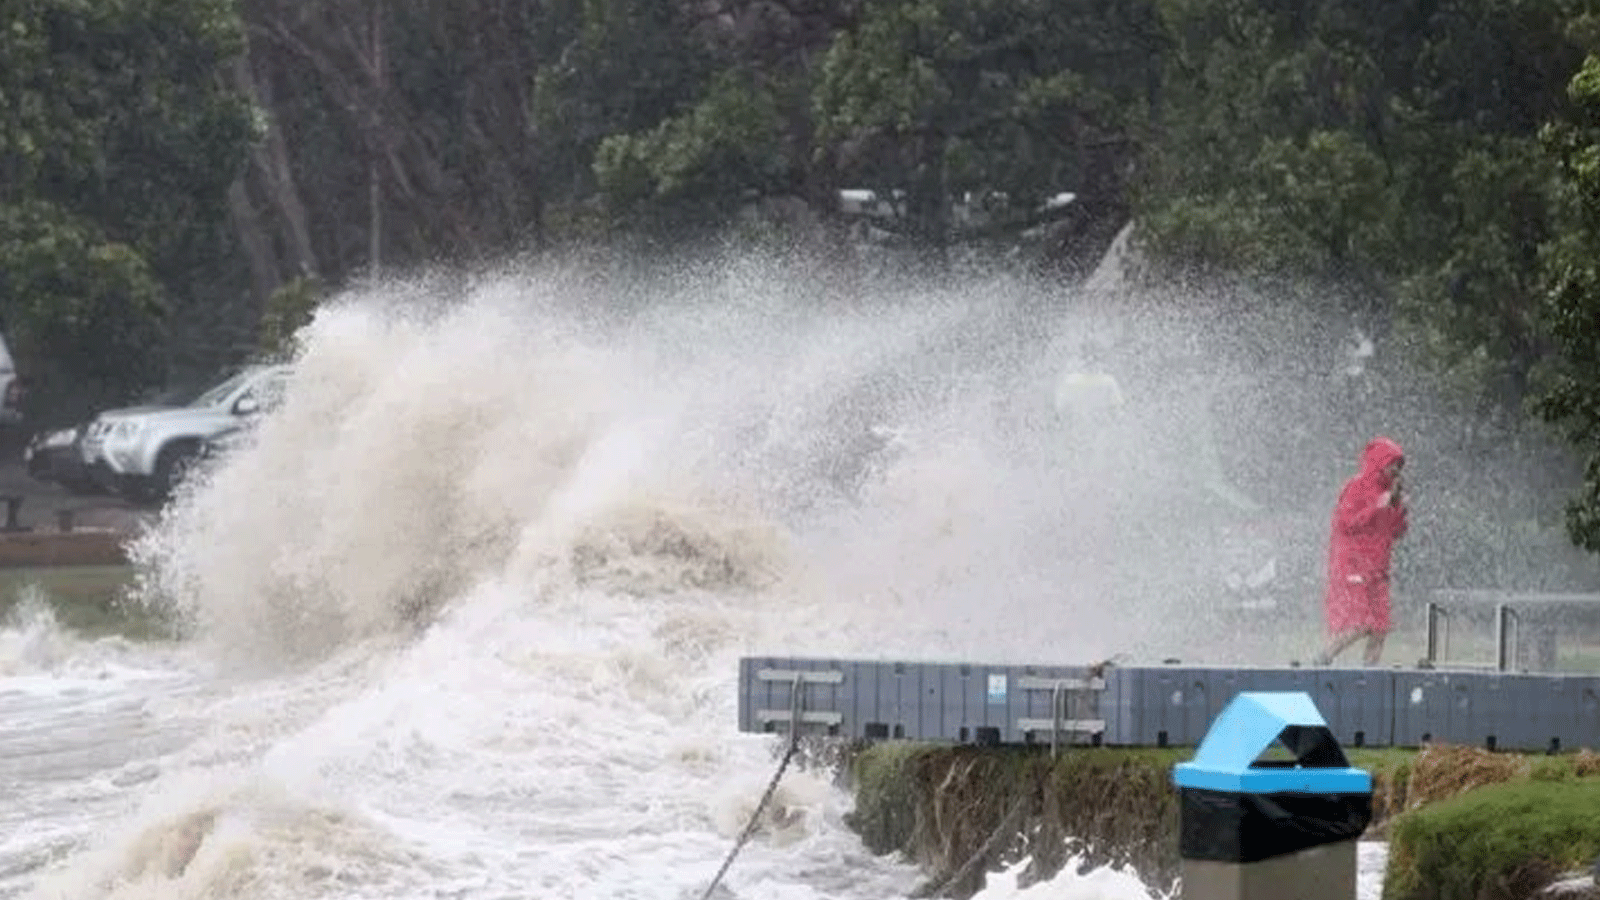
0, 462, 149, 569
0, 526, 131, 569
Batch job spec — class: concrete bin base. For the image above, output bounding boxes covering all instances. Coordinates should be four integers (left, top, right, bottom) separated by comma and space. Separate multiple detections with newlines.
1181, 839, 1356, 900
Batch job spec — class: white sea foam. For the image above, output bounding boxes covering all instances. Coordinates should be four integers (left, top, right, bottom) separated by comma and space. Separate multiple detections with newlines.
4, 252, 1383, 899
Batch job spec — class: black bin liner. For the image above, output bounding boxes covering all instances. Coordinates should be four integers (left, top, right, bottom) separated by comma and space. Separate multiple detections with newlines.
1179, 786, 1373, 864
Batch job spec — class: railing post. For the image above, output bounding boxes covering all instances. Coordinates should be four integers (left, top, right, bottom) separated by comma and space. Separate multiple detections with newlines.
1424, 601, 1450, 667
1495, 604, 1519, 672
0, 495, 26, 533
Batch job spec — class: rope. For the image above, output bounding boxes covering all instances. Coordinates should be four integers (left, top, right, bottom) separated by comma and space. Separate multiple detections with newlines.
699, 676, 805, 900
910, 794, 1031, 899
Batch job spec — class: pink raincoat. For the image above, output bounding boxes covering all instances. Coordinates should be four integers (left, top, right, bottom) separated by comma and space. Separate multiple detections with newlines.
1325, 437, 1408, 635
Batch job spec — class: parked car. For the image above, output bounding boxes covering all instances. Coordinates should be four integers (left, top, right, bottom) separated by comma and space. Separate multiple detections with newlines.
95, 364, 292, 502
198, 422, 254, 464
0, 333, 24, 428
23, 422, 99, 495
0, 332, 30, 460
78, 382, 218, 495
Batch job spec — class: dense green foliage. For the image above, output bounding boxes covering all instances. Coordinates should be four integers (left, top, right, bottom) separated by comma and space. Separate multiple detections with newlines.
1386, 776, 1600, 900
811, 0, 1159, 255
0, 0, 255, 414
1139, 0, 1584, 408
5, 0, 1600, 551
1539, 48, 1600, 553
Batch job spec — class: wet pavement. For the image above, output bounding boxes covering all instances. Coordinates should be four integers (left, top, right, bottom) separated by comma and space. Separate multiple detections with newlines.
0, 463, 151, 537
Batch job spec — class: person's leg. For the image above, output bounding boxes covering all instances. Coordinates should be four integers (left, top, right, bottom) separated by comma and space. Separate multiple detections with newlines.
1362, 631, 1386, 666
1318, 576, 1365, 665
1315, 629, 1366, 665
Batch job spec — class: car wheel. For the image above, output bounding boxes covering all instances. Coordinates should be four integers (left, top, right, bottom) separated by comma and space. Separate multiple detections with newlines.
154, 442, 202, 501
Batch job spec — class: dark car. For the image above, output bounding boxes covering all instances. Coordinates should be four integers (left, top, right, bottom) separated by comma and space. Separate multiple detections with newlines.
23, 422, 100, 495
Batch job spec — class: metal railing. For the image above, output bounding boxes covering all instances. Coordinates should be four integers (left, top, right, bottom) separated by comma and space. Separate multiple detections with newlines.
1423, 592, 1600, 673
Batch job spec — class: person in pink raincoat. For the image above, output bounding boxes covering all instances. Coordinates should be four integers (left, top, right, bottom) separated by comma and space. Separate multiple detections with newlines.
1313, 436, 1409, 666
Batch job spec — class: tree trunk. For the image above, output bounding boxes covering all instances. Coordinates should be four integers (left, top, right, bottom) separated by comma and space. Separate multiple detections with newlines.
226, 178, 280, 309
227, 48, 322, 295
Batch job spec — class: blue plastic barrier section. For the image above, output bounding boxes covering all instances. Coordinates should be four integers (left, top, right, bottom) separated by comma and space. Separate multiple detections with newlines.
1101, 666, 1392, 749
737, 656, 1600, 751
738, 657, 1104, 745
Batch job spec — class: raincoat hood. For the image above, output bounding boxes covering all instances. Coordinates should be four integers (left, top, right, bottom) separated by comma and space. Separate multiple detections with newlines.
1359, 436, 1405, 486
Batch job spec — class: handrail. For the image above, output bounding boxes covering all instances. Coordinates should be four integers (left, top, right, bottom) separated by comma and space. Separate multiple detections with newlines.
1423, 591, 1596, 673
1495, 604, 1520, 673
1424, 601, 1450, 667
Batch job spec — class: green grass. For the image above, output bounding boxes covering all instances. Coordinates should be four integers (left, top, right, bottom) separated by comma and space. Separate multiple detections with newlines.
0, 565, 133, 602
1348, 747, 1416, 777
1557, 647, 1600, 671
847, 740, 938, 854
1385, 777, 1600, 900
0, 565, 174, 641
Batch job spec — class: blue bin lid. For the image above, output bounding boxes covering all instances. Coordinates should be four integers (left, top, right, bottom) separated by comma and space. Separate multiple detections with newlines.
1172, 691, 1372, 795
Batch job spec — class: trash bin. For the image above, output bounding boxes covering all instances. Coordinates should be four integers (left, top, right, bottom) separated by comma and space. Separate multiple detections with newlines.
1172, 691, 1372, 900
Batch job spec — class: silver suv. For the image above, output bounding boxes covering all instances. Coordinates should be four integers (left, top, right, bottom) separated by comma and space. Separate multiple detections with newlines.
89, 364, 292, 502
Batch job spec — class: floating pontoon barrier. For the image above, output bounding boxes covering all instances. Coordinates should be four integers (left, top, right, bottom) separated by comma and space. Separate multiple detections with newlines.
737, 657, 1600, 753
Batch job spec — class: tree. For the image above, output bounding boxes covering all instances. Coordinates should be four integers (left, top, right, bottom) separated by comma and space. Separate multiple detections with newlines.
1136, 0, 1412, 284
1385, 0, 1585, 415
531, 0, 720, 241
0, 0, 256, 402
811, 0, 1162, 265
0, 203, 166, 414
1537, 50, 1600, 552
593, 70, 795, 237
1137, 0, 1585, 417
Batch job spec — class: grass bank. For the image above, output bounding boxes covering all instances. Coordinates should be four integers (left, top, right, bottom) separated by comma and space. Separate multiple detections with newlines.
0, 564, 170, 640
839, 741, 1600, 899
1386, 776, 1600, 900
